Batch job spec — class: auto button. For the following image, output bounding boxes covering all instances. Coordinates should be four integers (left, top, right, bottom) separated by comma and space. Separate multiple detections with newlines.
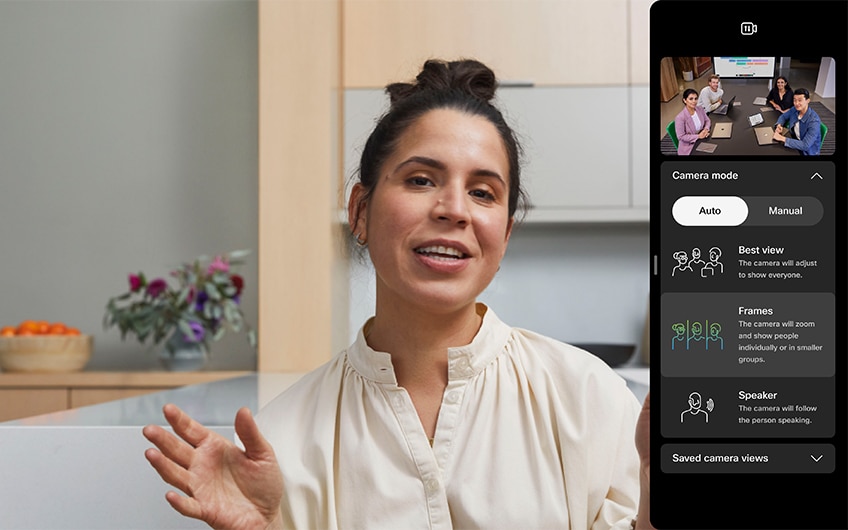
672, 196, 749, 226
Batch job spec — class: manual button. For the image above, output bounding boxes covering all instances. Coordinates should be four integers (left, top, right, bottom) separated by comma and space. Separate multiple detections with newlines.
742, 196, 824, 226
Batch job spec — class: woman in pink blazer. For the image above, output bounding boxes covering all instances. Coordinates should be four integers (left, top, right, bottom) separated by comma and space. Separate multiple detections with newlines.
674, 88, 711, 155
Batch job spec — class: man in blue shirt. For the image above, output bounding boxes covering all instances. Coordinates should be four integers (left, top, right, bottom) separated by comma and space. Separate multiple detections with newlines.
773, 88, 822, 155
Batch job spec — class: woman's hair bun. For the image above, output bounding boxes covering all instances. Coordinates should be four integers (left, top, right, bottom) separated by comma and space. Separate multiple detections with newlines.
385, 59, 497, 106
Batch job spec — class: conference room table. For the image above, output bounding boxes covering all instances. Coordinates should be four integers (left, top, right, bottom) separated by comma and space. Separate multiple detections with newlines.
691, 79, 800, 156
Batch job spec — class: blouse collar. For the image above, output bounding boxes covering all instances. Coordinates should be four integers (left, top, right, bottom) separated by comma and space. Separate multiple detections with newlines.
346, 303, 512, 384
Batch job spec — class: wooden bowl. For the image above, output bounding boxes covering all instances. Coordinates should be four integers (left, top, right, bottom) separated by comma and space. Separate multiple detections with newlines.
0, 335, 93, 372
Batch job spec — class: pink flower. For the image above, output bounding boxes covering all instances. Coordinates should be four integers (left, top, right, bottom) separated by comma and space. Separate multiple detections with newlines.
146, 278, 168, 298
128, 274, 143, 292
207, 255, 230, 275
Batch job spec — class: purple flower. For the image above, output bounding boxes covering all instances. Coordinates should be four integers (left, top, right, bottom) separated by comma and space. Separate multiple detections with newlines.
146, 278, 168, 298
194, 291, 209, 312
184, 321, 205, 342
128, 274, 143, 292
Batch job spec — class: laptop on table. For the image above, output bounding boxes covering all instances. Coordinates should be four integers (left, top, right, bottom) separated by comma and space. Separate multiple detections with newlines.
712, 122, 733, 139
754, 126, 777, 145
712, 95, 736, 115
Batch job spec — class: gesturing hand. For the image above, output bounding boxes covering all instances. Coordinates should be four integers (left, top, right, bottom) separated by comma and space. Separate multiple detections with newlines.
633, 393, 655, 530
635, 392, 650, 474
143, 404, 284, 530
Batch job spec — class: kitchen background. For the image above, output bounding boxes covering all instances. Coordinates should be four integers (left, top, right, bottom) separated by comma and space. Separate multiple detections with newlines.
0, 0, 259, 370
0, 0, 652, 373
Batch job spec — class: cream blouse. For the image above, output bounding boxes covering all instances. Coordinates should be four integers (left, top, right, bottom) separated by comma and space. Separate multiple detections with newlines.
255, 304, 641, 529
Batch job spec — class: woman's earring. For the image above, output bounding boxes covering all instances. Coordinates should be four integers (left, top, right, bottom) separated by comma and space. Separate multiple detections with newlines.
354, 233, 367, 247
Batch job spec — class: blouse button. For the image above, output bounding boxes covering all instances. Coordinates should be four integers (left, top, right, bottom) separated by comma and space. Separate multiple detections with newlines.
455, 357, 472, 375
446, 391, 461, 404
425, 479, 440, 494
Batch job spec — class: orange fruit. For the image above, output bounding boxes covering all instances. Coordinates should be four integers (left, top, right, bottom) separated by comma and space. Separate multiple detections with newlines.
65, 327, 81, 336
16, 320, 40, 335
48, 322, 68, 335
16, 329, 36, 336
36, 320, 50, 334
0, 326, 16, 337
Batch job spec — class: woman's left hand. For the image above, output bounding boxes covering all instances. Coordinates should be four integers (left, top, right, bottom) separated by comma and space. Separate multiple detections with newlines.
634, 393, 655, 530
636, 392, 649, 471
143, 404, 285, 530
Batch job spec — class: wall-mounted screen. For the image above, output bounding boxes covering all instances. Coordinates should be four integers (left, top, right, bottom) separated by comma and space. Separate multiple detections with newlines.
712, 56, 776, 78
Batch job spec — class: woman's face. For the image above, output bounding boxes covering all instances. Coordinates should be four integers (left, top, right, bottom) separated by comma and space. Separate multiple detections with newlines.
776, 78, 786, 89
684, 92, 699, 110
350, 108, 513, 315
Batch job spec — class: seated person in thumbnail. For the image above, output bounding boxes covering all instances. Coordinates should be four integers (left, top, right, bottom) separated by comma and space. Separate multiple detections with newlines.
765, 75, 793, 114
773, 88, 822, 156
697, 75, 723, 113
675, 88, 711, 156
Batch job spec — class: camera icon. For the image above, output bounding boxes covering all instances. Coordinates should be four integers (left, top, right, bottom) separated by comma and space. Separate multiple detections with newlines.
741, 22, 757, 35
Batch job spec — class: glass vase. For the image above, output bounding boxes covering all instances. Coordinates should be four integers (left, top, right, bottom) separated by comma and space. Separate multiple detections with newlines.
158, 332, 208, 372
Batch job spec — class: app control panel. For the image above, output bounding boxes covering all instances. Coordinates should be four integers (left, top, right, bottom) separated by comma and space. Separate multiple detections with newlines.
650, 2, 846, 528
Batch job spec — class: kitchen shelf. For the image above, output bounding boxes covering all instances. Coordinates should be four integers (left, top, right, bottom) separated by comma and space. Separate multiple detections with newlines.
0, 370, 250, 422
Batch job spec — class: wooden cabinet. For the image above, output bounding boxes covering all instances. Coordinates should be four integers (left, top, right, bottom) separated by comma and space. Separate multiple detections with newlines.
344, 86, 648, 223
0, 371, 249, 422
630, 85, 649, 208
659, 57, 678, 102
693, 57, 713, 78
343, 0, 629, 88
629, 0, 652, 85
0, 389, 67, 420
340, 0, 650, 223
497, 87, 631, 219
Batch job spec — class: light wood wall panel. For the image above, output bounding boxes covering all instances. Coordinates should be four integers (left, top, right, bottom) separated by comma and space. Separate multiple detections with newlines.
258, 0, 347, 371
343, 0, 629, 88
629, 0, 653, 85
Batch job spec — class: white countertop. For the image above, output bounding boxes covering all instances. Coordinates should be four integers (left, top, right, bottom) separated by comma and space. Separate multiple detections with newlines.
0, 368, 648, 529
2, 367, 648, 428
0, 373, 307, 530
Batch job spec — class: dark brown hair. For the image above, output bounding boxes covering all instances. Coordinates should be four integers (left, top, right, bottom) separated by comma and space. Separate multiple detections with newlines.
793, 87, 810, 100
354, 59, 526, 221
682, 88, 698, 101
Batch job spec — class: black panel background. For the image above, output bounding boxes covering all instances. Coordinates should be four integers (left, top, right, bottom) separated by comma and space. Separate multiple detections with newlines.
650, 1, 848, 528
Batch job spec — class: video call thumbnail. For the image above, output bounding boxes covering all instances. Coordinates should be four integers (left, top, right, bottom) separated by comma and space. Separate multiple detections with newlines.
659, 56, 836, 157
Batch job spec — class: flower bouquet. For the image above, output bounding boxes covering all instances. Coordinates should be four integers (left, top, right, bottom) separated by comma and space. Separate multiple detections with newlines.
103, 250, 257, 356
